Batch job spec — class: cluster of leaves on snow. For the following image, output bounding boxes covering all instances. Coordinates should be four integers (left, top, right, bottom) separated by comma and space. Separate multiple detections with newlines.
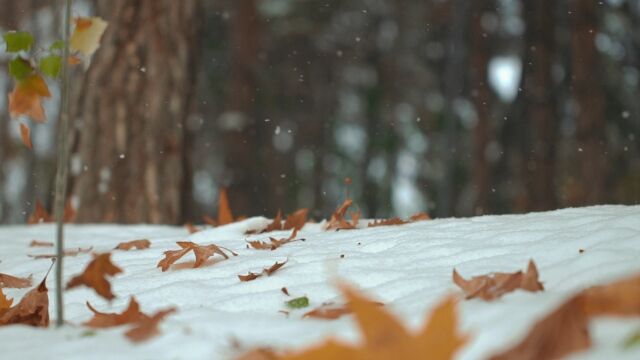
2, 17, 107, 149
3, 188, 640, 359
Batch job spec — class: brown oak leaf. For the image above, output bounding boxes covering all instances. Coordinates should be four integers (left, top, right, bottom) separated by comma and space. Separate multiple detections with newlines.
29, 240, 54, 247
453, 260, 544, 301
66, 253, 123, 300
28, 246, 93, 260
114, 239, 151, 251
238, 260, 288, 282
0, 270, 50, 327
303, 300, 385, 320
325, 199, 360, 231
0, 273, 32, 288
284, 208, 309, 231
84, 297, 146, 328
157, 241, 237, 272
247, 229, 303, 251
124, 307, 176, 343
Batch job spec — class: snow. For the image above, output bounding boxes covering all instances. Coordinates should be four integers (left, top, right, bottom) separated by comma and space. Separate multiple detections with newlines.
1, 205, 640, 359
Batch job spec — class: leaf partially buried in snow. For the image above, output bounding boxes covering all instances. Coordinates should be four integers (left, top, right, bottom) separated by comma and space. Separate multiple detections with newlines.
0, 273, 32, 288
276, 283, 468, 360
490, 273, 640, 360
453, 260, 544, 301
247, 229, 303, 251
368, 212, 431, 228
0, 269, 50, 327
303, 300, 385, 320
325, 199, 359, 231
238, 260, 288, 282
114, 239, 151, 251
66, 253, 123, 300
84, 297, 146, 328
157, 241, 237, 272
28, 246, 93, 260
124, 307, 176, 343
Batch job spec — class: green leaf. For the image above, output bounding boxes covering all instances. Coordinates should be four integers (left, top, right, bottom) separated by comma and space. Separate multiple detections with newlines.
3, 31, 34, 52
80, 330, 97, 338
624, 329, 640, 350
285, 296, 309, 309
8, 57, 34, 81
39, 55, 62, 78
49, 40, 64, 51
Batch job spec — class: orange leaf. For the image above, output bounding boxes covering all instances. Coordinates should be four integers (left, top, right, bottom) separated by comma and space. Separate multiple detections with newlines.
84, 297, 147, 328
368, 217, 407, 228
114, 239, 151, 251
8, 74, 51, 122
157, 241, 237, 272
581, 273, 640, 317
20, 122, 32, 149
0, 273, 32, 289
29, 240, 53, 247
264, 210, 284, 232
66, 253, 123, 300
302, 301, 384, 320
218, 188, 234, 225
238, 260, 288, 282
284, 208, 309, 231
0, 289, 13, 314
453, 260, 544, 301
0, 271, 50, 327
279, 283, 468, 360
409, 212, 431, 222
124, 307, 176, 343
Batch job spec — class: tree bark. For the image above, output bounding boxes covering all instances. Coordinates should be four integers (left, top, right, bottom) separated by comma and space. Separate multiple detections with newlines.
569, 0, 607, 205
72, 0, 201, 224
521, 0, 558, 211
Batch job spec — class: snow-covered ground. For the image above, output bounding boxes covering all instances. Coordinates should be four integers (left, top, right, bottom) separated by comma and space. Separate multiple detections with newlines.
1, 205, 639, 359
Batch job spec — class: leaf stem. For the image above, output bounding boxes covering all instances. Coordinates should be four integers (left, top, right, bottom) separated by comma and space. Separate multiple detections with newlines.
53, 0, 73, 328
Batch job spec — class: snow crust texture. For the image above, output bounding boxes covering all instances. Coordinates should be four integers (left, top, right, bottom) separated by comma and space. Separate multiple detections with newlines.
0, 205, 639, 359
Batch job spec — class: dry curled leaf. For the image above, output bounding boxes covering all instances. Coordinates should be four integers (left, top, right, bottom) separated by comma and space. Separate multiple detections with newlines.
278, 283, 468, 360
157, 241, 237, 272
0, 269, 50, 327
84, 297, 146, 328
124, 307, 176, 343
114, 239, 151, 251
29, 240, 53, 247
0, 273, 32, 288
66, 253, 123, 300
490, 273, 640, 360
238, 260, 288, 282
28, 246, 93, 260
325, 199, 359, 231
368, 212, 431, 228
247, 229, 303, 251
303, 300, 385, 320
263, 210, 284, 232
453, 260, 544, 301
284, 209, 309, 232
203, 188, 235, 226
0, 289, 13, 314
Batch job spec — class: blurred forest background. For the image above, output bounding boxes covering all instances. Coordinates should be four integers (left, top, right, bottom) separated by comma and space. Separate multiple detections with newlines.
0, 0, 639, 224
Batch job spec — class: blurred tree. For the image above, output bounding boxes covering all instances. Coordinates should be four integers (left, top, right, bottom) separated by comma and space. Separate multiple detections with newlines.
520, 0, 558, 211
71, 0, 202, 223
569, 0, 608, 205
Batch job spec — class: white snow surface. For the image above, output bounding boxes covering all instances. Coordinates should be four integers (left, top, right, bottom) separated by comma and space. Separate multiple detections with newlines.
1, 205, 639, 360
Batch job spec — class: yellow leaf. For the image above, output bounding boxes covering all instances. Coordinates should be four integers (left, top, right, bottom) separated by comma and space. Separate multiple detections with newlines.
70, 17, 108, 57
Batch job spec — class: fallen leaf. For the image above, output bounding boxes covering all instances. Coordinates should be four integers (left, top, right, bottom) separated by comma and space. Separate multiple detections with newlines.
114, 239, 151, 251
0, 273, 32, 288
0, 269, 50, 327
8, 74, 51, 122
84, 297, 146, 328
453, 260, 544, 301
263, 210, 284, 232
157, 241, 237, 272
124, 307, 176, 343
237, 348, 279, 360
284, 209, 309, 231
70, 17, 108, 57
238, 260, 288, 282
303, 301, 385, 320
185, 223, 200, 234
247, 229, 303, 251
286, 296, 310, 309
409, 212, 431, 222
0, 289, 13, 314
217, 188, 234, 225
490, 272, 640, 360
279, 283, 468, 360
28, 246, 93, 259
29, 240, 53, 247
368, 212, 431, 228
20, 122, 32, 149
66, 253, 123, 300
325, 199, 359, 231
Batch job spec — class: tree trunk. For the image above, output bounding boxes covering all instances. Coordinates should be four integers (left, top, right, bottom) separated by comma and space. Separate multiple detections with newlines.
569, 0, 607, 205
72, 0, 201, 224
470, 0, 493, 215
521, 0, 558, 211
221, 0, 266, 217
